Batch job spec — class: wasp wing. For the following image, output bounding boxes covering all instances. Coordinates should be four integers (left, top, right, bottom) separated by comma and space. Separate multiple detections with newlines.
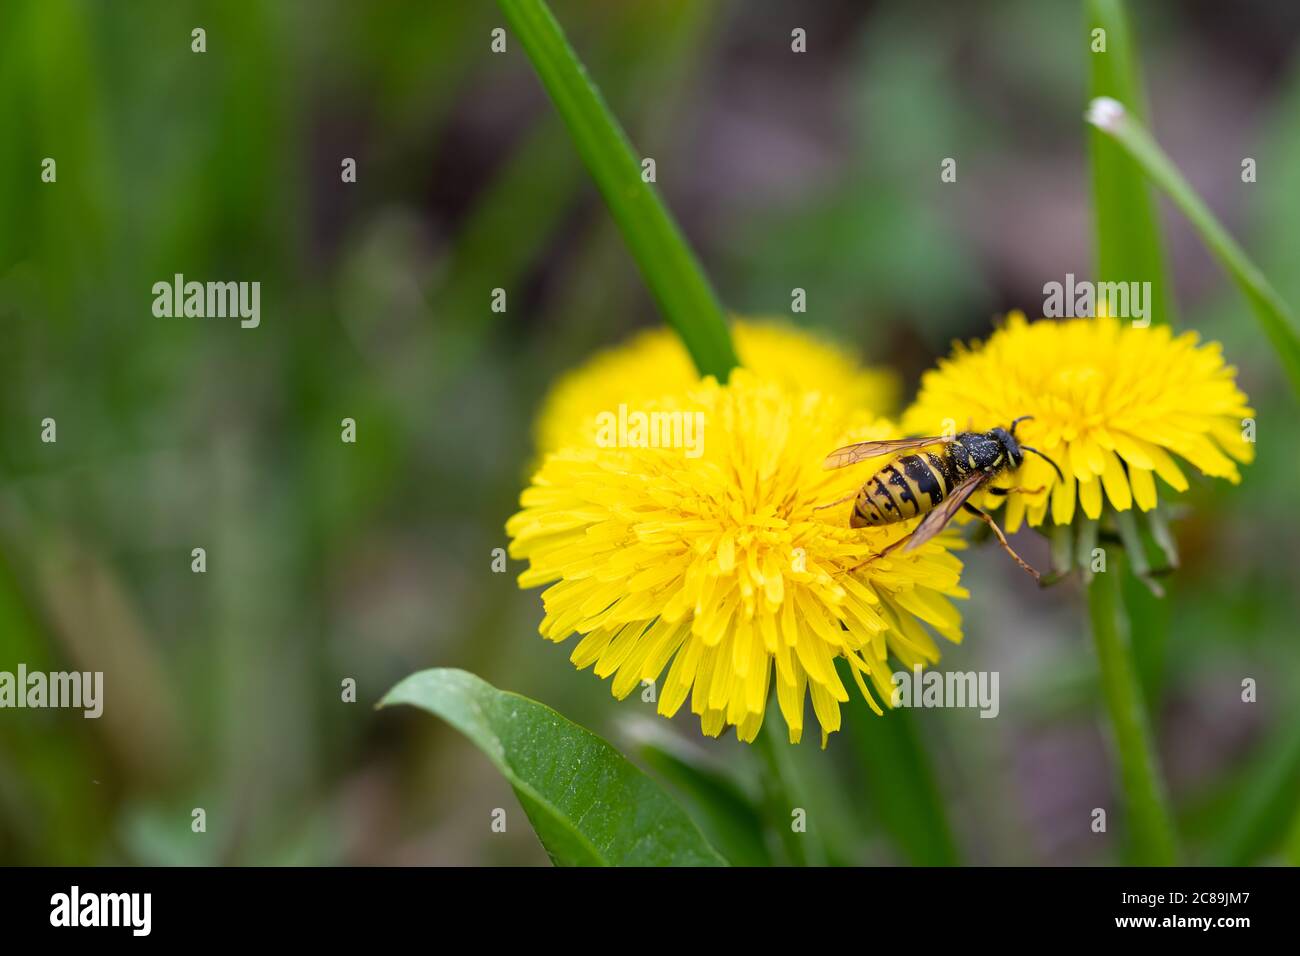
822, 436, 949, 470
902, 470, 989, 552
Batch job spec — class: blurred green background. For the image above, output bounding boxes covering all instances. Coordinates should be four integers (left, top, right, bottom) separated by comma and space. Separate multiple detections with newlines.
1, 0, 1298, 865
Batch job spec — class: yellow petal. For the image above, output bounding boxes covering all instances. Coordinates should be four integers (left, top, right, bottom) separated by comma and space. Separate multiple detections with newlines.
1129, 464, 1157, 511
1051, 474, 1076, 525
1078, 475, 1103, 519
1137, 439, 1189, 492
1004, 490, 1027, 533
775, 659, 806, 743
1099, 449, 1132, 511
1109, 430, 1155, 469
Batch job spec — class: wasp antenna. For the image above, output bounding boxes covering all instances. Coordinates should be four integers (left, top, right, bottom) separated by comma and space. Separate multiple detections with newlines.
1009, 415, 1034, 435
1021, 445, 1064, 482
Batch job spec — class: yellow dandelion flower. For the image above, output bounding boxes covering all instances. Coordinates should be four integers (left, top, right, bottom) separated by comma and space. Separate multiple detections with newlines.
902, 312, 1254, 532
535, 319, 899, 454
508, 369, 967, 746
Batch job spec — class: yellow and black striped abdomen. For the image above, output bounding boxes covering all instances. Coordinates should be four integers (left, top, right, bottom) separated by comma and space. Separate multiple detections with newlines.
851, 450, 957, 528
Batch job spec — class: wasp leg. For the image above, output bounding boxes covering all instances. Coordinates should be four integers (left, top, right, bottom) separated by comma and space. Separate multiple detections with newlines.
806, 496, 857, 512
1036, 568, 1071, 588
961, 503, 1040, 581
986, 486, 1045, 496
834, 532, 911, 575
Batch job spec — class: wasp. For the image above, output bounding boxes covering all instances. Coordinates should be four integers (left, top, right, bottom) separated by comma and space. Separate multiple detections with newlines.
818, 416, 1064, 580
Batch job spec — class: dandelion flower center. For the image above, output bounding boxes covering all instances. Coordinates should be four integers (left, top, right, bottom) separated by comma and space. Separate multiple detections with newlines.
509, 370, 968, 745
902, 313, 1254, 531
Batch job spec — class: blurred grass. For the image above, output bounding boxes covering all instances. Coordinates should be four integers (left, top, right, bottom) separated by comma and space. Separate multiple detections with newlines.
0, 544, 108, 863
1086, 0, 1172, 327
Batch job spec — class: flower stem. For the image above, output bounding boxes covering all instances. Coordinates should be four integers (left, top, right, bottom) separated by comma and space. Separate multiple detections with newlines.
753, 722, 813, 866
497, 0, 739, 381
1086, 564, 1179, 865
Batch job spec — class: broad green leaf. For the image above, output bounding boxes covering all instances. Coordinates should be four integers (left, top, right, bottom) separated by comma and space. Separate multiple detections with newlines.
379, 669, 727, 866
496, 0, 738, 381
1087, 95, 1300, 396
1086, 0, 1172, 326
626, 719, 771, 866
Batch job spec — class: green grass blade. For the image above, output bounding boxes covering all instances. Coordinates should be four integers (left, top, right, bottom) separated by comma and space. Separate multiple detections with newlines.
379, 668, 727, 866
748, 704, 867, 866
752, 721, 818, 865
1085, 2, 1174, 722
1087, 96, 1300, 394
1287, 806, 1300, 866
497, 0, 738, 380
1210, 717, 1300, 865
838, 660, 960, 865
1086, 0, 1172, 325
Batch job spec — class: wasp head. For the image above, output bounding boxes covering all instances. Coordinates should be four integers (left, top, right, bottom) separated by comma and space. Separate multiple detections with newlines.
1002, 416, 1065, 481
990, 426, 1024, 467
